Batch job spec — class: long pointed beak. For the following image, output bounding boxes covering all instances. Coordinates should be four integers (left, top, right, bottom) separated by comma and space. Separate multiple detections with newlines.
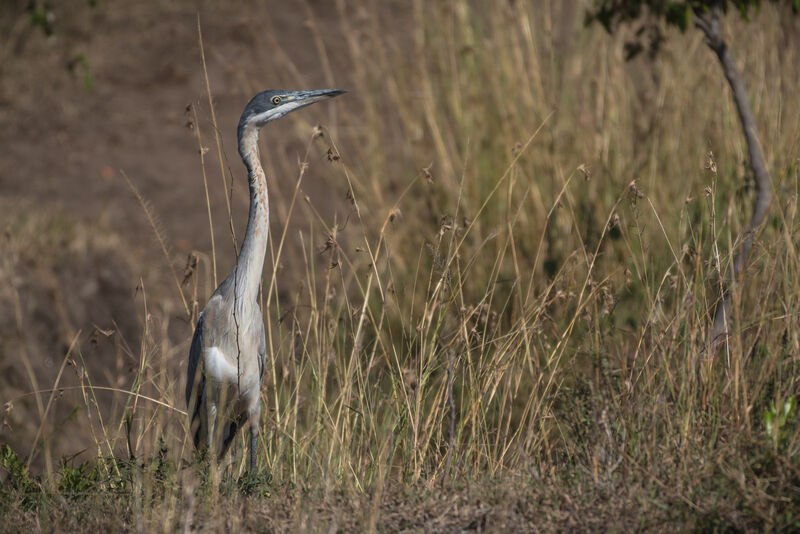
294, 88, 347, 104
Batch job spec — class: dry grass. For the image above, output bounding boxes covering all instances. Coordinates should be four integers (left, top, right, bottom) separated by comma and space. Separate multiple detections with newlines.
2, 1, 800, 532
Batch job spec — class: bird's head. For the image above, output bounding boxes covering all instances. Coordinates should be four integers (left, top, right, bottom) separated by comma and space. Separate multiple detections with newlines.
238, 89, 346, 130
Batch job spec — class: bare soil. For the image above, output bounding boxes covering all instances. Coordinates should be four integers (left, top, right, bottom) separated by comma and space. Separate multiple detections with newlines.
0, 0, 361, 465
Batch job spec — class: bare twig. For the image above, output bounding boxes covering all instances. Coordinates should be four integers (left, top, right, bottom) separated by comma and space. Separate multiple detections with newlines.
694, 5, 772, 352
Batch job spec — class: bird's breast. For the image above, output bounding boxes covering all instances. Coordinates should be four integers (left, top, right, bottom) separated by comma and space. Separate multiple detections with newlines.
203, 344, 262, 400
204, 346, 239, 384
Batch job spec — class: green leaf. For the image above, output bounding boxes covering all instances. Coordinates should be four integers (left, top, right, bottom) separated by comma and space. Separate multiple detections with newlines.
763, 409, 775, 438
665, 2, 691, 31
783, 396, 796, 420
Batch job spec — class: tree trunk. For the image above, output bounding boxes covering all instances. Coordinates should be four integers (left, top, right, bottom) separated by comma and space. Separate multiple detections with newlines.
694, 6, 772, 353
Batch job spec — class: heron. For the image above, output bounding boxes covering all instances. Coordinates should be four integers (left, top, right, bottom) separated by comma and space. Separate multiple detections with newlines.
186, 88, 345, 473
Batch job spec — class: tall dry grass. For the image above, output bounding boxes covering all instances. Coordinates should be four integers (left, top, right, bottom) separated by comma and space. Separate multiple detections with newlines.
2, 0, 800, 530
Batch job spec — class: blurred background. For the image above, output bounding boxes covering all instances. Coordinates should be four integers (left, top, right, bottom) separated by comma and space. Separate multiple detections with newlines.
1, 1, 799, 524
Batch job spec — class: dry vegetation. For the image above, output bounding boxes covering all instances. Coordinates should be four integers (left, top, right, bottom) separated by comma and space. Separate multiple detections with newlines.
2, 1, 800, 532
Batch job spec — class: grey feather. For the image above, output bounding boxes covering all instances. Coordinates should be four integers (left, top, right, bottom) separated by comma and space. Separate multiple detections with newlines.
185, 88, 345, 474
186, 312, 205, 407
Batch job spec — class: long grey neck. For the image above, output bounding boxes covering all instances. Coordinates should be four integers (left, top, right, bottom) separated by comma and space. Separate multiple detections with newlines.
234, 124, 269, 307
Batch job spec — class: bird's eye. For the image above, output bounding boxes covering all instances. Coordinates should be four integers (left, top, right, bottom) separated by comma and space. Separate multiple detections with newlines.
271, 96, 281, 105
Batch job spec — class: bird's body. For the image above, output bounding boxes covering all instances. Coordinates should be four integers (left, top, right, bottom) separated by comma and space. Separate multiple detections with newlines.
186, 88, 344, 473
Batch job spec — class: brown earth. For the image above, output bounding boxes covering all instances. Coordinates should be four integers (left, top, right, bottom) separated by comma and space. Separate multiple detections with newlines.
0, 0, 366, 265
0, 0, 378, 463
4, 2, 798, 532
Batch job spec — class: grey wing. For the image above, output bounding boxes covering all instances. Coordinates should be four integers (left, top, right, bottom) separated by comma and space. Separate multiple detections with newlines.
257, 313, 266, 379
186, 312, 205, 410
